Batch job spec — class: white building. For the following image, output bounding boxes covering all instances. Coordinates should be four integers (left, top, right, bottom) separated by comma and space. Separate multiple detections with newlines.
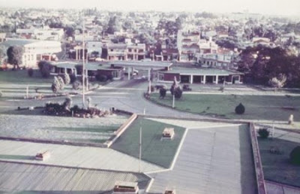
106, 43, 146, 61
177, 30, 218, 62
1, 38, 62, 68
86, 41, 102, 58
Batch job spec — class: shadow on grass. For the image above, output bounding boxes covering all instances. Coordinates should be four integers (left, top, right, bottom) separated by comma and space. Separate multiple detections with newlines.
258, 137, 300, 188
0, 154, 33, 160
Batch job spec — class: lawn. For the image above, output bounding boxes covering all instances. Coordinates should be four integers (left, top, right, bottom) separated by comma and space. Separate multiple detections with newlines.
111, 117, 186, 168
258, 137, 300, 187
0, 69, 53, 85
149, 93, 300, 121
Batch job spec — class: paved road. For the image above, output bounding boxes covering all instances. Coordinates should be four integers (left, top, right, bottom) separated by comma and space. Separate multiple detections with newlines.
0, 79, 208, 119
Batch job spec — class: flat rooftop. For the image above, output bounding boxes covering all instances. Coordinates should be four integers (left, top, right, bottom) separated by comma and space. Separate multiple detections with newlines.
0, 140, 163, 173
164, 67, 243, 76
145, 118, 256, 194
110, 61, 173, 69
0, 161, 150, 193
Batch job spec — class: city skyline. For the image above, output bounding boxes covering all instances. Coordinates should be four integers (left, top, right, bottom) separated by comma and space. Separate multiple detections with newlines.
0, 0, 300, 16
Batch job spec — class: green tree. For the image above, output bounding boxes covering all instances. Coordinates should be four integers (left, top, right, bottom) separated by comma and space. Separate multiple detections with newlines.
38, 61, 53, 78
7, 46, 23, 70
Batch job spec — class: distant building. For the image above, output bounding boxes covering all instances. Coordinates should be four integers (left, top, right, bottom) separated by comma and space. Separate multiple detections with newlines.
177, 30, 218, 62
106, 43, 146, 61
1, 38, 62, 68
16, 28, 64, 41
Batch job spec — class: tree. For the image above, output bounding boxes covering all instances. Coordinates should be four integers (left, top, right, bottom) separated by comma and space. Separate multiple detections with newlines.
63, 72, 71, 85
290, 146, 300, 165
235, 103, 245, 114
170, 78, 183, 99
38, 61, 53, 78
27, 68, 34, 77
258, 128, 270, 139
65, 27, 75, 38
106, 16, 121, 34
7, 46, 23, 70
269, 74, 287, 89
159, 86, 167, 99
57, 76, 65, 90
62, 97, 72, 111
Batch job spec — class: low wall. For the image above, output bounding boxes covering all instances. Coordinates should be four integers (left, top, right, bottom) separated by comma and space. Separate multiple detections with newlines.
249, 123, 267, 194
105, 113, 137, 148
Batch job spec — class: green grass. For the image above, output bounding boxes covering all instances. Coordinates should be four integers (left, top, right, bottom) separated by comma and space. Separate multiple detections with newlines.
0, 69, 53, 85
258, 137, 300, 187
149, 93, 300, 121
111, 117, 186, 168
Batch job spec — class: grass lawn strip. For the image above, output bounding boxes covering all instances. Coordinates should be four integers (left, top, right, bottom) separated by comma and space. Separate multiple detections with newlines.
258, 129, 300, 188
149, 93, 300, 121
111, 117, 186, 168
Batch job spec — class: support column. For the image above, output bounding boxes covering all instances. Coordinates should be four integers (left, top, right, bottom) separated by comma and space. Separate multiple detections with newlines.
148, 68, 151, 81
203, 75, 206, 84
127, 67, 131, 80
215, 75, 219, 84
190, 75, 193, 84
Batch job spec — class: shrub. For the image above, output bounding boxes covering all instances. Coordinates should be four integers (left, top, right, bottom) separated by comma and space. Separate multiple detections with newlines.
258, 128, 270, 139
70, 73, 76, 83
174, 86, 183, 99
72, 80, 81, 90
159, 87, 167, 99
38, 61, 53, 78
96, 74, 108, 82
62, 97, 72, 111
63, 72, 71, 85
290, 146, 300, 165
51, 82, 59, 93
235, 103, 245, 114
27, 68, 34, 77
57, 76, 65, 90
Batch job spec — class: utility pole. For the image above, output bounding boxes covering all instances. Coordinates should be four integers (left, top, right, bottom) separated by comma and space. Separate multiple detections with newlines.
82, 11, 86, 108
172, 94, 175, 108
139, 126, 142, 172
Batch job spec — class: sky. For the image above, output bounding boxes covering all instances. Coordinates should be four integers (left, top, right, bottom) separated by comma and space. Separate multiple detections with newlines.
0, 0, 300, 16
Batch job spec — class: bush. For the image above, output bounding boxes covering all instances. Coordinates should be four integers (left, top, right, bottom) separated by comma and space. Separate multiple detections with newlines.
38, 61, 53, 78
96, 74, 108, 82
27, 68, 34, 77
174, 86, 183, 99
63, 72, 71, 85
235, 103, 245, 114
57, 76, 65, 90
70, 73, 76, 83
258, 128, 270, 139
51, 82, 59, 93
290, 146, 300, 165
159, 87, 167, 99
72, 80, 81, 90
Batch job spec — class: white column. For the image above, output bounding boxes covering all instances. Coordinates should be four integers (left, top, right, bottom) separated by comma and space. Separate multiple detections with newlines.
203, 75, 206, 84
190, 75, 193, 84
148, 68, 151, 81
215, 75, 219, 84
127, 67, 131, 80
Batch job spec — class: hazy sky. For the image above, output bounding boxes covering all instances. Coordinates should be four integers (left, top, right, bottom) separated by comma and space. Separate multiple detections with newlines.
1, 0, 300, 16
